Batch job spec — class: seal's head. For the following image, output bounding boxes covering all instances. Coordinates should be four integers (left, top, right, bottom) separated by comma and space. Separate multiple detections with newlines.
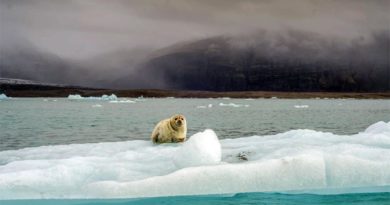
171, 115, 186, 128
170, 114, 186, 128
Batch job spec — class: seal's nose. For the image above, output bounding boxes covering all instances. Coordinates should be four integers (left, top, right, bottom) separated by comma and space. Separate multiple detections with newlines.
177, 120, 182, 126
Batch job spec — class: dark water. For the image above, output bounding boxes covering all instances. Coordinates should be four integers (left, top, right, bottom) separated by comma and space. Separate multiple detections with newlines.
2, 192, 390, 205
1, 98, 389, 151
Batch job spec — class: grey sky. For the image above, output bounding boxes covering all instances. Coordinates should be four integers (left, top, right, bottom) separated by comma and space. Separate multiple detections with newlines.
1, 0, 389, 59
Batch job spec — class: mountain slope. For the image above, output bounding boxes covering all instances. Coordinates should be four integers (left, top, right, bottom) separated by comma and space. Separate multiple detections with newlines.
0, 36, 91, 86
119, 30, 389, 91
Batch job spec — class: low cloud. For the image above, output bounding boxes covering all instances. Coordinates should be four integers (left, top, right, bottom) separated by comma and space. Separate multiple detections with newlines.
1, 0, 388, 59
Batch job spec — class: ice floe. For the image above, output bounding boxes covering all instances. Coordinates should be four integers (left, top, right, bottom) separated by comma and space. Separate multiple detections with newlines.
294, 105, 309, 109
0, 93, 8, 100
0, 121, 389, 199
68, 94, 118, 101
219, 102, 249, 108
109, 100, 135, 104
196, 104, 213, 109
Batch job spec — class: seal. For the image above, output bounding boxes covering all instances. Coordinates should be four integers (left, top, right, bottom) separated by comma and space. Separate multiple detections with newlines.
151, 114, 187, 143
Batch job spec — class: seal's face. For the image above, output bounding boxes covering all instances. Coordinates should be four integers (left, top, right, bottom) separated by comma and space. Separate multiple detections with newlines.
172, 114, 186, 128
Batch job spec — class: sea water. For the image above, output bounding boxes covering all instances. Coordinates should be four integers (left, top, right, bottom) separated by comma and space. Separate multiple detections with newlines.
0, 97, 389, 204
1, 97, 389, 151
2, 192, 390, 205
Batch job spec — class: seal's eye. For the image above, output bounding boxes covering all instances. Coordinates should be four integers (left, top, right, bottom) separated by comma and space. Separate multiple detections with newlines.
175, 118, 177, 120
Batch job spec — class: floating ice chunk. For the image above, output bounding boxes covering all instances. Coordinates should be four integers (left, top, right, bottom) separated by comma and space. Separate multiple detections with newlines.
271, 96, 278, 99
101, 94, 118, 101
196, 104, 213, 109
364, 121, 390, 134
68, 94, 118, 100
92, 104, 103, 108
219, 102, 249, 108
43, 99, 57, 102
109, 100, 135, 104
294, 105, 309, 109
67, 94, 83, 99
173, 129, 221, 168
135, 96, 146, 102
0, 93, 8, 99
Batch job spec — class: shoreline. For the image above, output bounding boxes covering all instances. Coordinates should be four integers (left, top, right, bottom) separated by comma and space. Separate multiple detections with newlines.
2, 88, 390, 99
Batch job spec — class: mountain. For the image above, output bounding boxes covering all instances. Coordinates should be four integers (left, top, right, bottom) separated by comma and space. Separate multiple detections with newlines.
120, 30, 390, 92
75, 47, 153, 89
0, 35, 154, 89
1, 30, 389, 92
0, 77, 70, 87
0, 36, 91, 87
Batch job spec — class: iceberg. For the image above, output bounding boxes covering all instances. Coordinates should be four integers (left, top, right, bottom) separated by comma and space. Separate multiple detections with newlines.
0, 121, 389, 199
219, 102, 249, 108
0, 93, 8, 99
196, 105, 207, 109
109, 100, 135, 103
196, 104, 213, 109
101, 94, 118, 101
294, 105, 309, 108
135, 96, 146, 102
173, 129, 221, 168
67, 94, 84, 99
67, 94, 118, 100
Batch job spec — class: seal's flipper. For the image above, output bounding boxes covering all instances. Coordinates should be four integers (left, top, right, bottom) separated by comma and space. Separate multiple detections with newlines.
152, 133, 160, 143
